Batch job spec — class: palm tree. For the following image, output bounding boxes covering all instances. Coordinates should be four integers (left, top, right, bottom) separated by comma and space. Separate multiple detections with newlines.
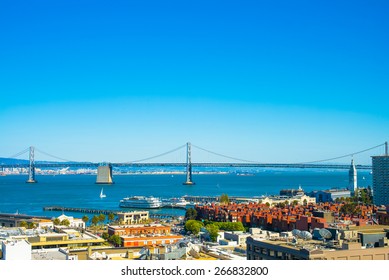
98, 213, 106, 225
91, 215, 99, 227
108, 213, 115, 224
82, 215, 89, 224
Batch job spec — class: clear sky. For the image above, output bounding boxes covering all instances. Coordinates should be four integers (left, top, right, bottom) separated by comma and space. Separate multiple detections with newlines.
0, 0, 388, 164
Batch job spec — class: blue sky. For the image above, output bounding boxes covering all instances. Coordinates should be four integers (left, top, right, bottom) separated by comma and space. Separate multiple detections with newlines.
0, 0, 388, 164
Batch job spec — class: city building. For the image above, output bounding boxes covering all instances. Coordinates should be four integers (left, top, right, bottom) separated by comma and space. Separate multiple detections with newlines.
0, 226, 104, 250
349, 159, 357, 194
120, 235, 183, 248
108, 224, 171, 236
372, 153, 389, 206
224, 231, 251, 246
1, 239, 31, 260
279, 185, 305, 197
308, 189, 351, 203
108, 223, 183, 248
246, 225, 389, 260
0, 213, 53, 228
261, 194, 316, 206
116, 211, 149, 225
56, 214, 85, 229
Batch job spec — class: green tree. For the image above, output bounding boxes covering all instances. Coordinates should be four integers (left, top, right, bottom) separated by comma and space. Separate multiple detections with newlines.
292, 200, 299, 206
60, 219, 70, 227
108, 213, 115, 224
206, 224, 219, 242
91, 215, 99, 226
101, 232, 110, 240
98, 213, 106, 225
340, 203, 360, 215
220, 194, 230, 205
19, 221, 28, 228
82, 215, 89, 224
27, 222, 36, 229
185, 220, 203, 235
185, 208, 197, 221
109, 234, 122, 247
53, 218, 60, 226
216, 222, 245, 232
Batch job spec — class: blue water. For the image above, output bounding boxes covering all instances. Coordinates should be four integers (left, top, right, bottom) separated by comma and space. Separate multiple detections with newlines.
0, 170, 372, 219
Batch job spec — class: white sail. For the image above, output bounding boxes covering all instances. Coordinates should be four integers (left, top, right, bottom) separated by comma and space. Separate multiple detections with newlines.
100, 188, 106, 198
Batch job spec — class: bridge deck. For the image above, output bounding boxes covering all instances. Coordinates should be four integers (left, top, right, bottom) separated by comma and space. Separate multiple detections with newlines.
0, 162, 372, 169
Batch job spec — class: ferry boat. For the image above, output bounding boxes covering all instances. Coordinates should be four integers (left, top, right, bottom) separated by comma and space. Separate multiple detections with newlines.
162, 197, 189, 208
119, 196, 162, 209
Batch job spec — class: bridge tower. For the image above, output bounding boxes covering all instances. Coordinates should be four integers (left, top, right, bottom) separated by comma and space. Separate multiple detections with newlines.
183, 142, 195, 185
96, 163, 114, 184
26, 146, 37, 183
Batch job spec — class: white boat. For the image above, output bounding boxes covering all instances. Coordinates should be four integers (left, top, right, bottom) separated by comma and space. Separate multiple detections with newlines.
119, 196, 162, 209
162, 197, 189, 207
100, 188, 106, 198
169, 197, 189, 207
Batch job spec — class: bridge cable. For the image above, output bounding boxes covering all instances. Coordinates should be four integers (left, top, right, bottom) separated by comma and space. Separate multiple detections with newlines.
296, 142, 386, 164
7, 148, 30, 159
34, 148, 74, 162
128, 144, 187, 163
191, 144, 260, 163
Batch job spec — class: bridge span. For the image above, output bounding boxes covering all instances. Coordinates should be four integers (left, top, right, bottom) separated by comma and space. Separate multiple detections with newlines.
1, 142, 385, 184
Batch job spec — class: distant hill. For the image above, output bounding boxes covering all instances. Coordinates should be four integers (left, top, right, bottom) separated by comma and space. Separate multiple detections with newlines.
0, 158, 87, 165
0, 157, 29, 165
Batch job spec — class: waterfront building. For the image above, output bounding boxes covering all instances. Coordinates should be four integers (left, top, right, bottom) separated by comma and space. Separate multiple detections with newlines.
261, 194, 315, 206
279, 185, 305, 197
56, 214, 85, 229
1, 239, 31, 260
308, 189, 351, 203
0, 213, 53, 228
372, 154, 389, 206
116, 211, 149, 225
348, 159, 358, 194
196, 201, 375, 231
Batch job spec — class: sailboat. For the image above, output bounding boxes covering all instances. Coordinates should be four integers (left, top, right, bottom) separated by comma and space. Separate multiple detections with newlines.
100, 188, 106, 198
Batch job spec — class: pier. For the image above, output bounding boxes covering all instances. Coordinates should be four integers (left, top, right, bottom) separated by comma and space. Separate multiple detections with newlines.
43, 206, 182, 219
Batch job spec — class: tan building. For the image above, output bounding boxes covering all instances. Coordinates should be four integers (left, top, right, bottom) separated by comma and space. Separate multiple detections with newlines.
108, 224, 171, 236
116, 211, 149, 225
121, 235, 183, 248
2, 227, 104, 250
261, 194, 316, 206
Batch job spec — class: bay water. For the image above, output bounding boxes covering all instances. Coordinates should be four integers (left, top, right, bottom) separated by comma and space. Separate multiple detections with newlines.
0, 170, 372, 220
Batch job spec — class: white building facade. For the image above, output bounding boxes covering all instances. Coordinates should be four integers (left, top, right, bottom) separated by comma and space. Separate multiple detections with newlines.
1, 239, 31, 260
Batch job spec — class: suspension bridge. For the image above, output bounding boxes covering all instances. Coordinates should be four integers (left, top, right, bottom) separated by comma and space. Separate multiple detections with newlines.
0, 142, 387, 185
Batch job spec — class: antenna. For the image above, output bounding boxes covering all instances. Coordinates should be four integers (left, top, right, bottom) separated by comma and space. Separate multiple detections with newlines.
292, 229, 301, 238
319, 228, 332, 241
300, 231, 312, 241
